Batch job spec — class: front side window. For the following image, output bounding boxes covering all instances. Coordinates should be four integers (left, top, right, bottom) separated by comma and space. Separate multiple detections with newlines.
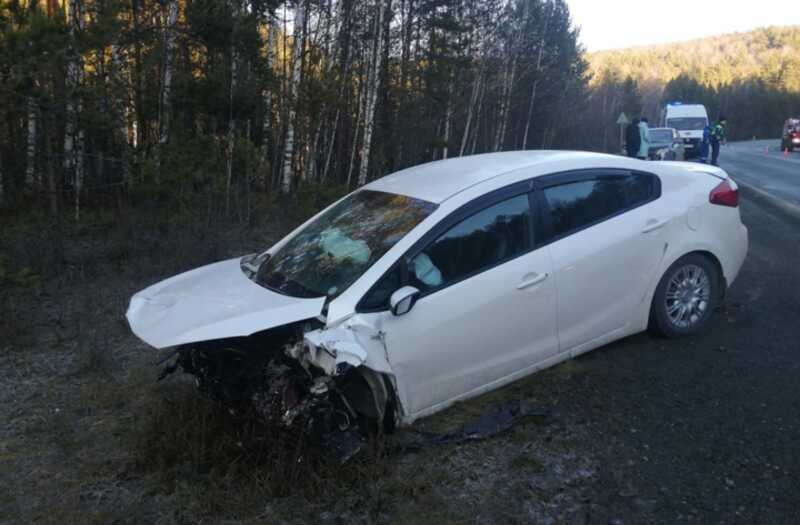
409, 194, 531, 293
542, 172, 658, 239
255, 190, 436, 298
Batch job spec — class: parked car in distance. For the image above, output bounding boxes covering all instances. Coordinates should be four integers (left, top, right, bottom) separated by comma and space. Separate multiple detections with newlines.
648, 127, 685, 160
781, 118, 800, 152
126, 151, 749, 458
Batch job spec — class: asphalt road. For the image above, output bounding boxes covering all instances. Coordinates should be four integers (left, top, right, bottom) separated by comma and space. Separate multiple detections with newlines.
555, 144, 800, 522
719, 139, 800, 208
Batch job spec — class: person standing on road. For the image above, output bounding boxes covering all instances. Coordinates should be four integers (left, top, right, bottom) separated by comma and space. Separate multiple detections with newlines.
625, 118, 641, 157
710, 116, 728, 166
638, 117, 651, 160
697, 124, 711, 163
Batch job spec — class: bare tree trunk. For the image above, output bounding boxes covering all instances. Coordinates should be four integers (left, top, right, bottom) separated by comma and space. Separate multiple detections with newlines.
493, 63, 511, 152
110, 42, 130, 184
131, 0, 143, 151
459, 60, 484, 157
470, 76, 485, 155
26, 96, 37, 188
43, 111, 58, 216
347, 63, 367, 188
357, 0, 388, 187
321, 0, 351, 183
347, 48, 367, 187
522, 1, 551, 150
260, 17, 276, 188
303, 0, 338, 183
157, 0, 179, 176
441, 69, 455, 159
65, 0, 85, 221
281, 2, 306, 194
493, 1, 527, 153
226, 0, 240, 213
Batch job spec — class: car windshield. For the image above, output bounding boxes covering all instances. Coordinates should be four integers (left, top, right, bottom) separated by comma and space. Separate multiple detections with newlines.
255, 190, 437, 298
666, 117, 707, 131
649, 129, 673, 143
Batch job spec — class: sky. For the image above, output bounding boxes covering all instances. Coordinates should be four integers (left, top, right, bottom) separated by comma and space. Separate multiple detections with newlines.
567, 0, 800, 52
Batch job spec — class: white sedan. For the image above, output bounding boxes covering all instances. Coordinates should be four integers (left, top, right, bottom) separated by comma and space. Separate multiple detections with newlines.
127, 151, 748, 447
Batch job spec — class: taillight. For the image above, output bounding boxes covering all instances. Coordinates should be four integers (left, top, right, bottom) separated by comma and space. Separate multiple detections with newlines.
709, 179, 739, 207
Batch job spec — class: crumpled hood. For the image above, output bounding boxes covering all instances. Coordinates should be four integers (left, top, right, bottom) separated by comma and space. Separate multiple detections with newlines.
126, 257, 326, 349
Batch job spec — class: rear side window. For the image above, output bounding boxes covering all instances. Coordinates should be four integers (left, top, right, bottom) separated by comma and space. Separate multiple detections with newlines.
542, 172, 658, 238
409, 194, 531, 292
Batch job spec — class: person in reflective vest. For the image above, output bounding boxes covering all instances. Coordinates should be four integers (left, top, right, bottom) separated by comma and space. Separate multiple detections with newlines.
709, 116, 727, 166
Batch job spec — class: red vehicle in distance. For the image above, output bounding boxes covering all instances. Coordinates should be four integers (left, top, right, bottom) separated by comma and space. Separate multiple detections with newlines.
781, 118, 800, 152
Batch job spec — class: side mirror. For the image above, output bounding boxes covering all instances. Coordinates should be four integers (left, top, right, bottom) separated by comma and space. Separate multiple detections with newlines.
389, 286, 420, 316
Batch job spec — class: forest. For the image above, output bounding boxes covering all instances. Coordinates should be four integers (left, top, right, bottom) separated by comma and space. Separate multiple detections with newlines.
0, 0, 587, 221
4, 1, 799, 221
586, 25, 800, 152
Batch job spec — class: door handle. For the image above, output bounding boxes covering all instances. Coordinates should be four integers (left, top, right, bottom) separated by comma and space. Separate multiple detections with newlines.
517, 272, 548, 290
642, 218, 669, 233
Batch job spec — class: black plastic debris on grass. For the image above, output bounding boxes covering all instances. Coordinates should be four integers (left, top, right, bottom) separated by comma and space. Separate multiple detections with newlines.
321, 428, 365, 464
392, 399, 550, 453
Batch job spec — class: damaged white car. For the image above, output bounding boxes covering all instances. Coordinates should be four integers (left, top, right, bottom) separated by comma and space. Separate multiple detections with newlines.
127, 151, 748, 458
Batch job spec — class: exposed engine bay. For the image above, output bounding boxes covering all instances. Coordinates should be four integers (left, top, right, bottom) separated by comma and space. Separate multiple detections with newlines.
159, 321, 395, 463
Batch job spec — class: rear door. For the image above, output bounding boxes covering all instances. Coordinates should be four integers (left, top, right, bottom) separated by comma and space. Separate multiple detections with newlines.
535, 169, 668, 353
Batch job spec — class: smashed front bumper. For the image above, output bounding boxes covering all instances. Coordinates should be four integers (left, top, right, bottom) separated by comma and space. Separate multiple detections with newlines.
159, 322, 386, 462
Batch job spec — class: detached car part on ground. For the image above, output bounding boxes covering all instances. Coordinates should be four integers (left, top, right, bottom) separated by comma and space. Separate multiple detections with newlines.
127, 151, 748, 461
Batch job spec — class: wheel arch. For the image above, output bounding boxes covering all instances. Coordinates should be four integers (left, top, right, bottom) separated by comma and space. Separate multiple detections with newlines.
638, 247, 726, 332
646, 250, 724, 337
340, 366, 400, 433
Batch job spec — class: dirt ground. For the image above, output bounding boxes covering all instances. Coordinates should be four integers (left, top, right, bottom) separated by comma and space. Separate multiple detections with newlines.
2, 187, 799, 524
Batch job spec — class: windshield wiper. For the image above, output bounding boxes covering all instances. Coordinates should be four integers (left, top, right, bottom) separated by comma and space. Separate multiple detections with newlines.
257, 268, 321, 298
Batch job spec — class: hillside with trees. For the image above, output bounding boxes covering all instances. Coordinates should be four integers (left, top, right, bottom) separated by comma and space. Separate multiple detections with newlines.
583, 25, 800, 151
0, 0, 587, 220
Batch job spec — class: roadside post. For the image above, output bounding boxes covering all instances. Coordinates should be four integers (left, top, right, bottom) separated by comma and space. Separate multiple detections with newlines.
617, 112, 630, 154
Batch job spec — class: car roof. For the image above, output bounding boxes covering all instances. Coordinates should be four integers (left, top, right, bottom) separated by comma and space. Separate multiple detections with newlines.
363, 150, 619, 204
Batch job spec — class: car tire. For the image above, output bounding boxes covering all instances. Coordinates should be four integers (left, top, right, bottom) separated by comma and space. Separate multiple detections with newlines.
649, 253, 720, 338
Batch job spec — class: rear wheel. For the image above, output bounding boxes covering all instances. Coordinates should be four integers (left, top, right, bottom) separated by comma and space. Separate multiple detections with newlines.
649, 254, 720, 338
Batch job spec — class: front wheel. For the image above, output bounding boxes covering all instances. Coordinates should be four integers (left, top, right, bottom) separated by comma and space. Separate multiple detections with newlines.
649, 254, 721, 338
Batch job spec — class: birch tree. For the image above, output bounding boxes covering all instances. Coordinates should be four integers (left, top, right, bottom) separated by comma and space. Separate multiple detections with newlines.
226, 0, 241, 212
260, 15, 277, 188
357, 0, 388, 187
157, 0, 179, 175
493, 0, 528, 152
281, 1, 306, 195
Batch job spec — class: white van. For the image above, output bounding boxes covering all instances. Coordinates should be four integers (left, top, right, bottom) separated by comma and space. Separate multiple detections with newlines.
661, 103, 709, 157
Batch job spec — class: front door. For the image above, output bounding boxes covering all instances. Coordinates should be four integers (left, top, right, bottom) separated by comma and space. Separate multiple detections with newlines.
359, 190, 559, 419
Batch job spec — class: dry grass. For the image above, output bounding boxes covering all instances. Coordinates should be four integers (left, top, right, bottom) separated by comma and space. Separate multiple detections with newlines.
0, 205, 601, 524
